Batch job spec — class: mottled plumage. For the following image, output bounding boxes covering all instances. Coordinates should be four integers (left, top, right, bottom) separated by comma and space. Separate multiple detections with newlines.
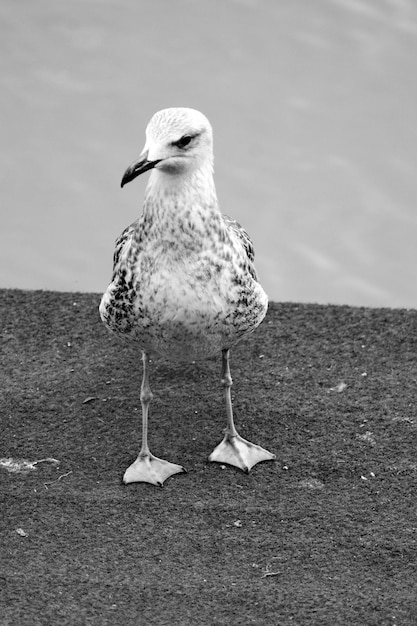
99, 108, 274, 486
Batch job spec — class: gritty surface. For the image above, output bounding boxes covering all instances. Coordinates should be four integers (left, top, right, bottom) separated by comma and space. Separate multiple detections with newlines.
1, 289, 417, 625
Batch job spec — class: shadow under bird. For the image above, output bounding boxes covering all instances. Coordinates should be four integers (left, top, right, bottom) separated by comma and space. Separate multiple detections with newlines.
99, 107, 275, 486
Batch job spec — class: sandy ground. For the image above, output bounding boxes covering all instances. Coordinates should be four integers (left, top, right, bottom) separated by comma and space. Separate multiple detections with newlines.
1, 1, 417, 307
1, 289, 417, 624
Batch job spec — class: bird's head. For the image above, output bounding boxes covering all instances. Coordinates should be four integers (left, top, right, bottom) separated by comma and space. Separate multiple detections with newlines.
121, 107, 214, 187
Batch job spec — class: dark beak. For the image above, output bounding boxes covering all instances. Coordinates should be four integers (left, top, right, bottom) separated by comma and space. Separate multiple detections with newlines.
120, 151, 161, 187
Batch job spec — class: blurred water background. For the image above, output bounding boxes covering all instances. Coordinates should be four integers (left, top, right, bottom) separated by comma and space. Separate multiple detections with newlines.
1, 0, 417, 307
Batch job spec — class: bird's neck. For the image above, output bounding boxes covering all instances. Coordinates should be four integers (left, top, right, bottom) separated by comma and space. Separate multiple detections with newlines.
143, 163, 220, 232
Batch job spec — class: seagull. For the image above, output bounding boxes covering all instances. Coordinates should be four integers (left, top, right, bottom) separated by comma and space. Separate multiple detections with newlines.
99, 107, 275, 486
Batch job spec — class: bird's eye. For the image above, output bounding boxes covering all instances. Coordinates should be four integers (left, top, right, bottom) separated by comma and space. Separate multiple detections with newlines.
173, 134, 194, 149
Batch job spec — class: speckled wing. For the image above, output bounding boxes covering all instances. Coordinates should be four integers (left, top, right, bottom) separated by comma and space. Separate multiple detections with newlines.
110, 221, 138, 280
99, 220, 139, 337
222, 214, 258, 281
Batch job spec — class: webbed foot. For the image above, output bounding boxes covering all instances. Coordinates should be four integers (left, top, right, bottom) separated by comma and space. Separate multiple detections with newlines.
209, 432, 275, 473
123, 452, 186, 486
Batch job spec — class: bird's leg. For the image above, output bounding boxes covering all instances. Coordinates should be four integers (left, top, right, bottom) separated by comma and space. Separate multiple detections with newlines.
123, 351, 186, 486
208, 348, 276, 473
